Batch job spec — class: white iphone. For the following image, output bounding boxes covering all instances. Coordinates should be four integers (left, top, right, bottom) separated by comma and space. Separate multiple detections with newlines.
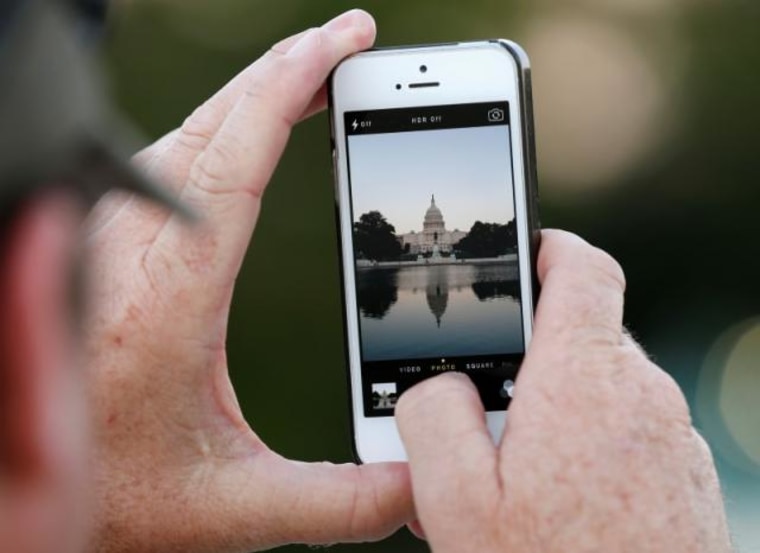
329, 41, 540, 463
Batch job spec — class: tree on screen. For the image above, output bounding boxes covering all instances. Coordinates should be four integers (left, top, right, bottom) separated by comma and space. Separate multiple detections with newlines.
455, 219, 516, 258
353, 211, 402, 262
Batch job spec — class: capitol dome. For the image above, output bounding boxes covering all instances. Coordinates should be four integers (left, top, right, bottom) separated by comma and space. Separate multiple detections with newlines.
424, 195, 444, 226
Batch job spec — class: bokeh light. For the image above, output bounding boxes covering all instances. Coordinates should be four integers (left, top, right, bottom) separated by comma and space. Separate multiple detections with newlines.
697, 318, 760, 475
526, 14, 670, 190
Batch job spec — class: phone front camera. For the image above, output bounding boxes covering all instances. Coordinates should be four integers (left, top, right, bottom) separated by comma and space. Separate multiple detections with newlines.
419, 64, 428, 73
395, 83, 402, 90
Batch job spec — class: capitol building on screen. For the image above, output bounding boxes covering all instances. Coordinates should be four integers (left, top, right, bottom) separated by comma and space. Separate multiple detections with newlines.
398, 196, 467, 255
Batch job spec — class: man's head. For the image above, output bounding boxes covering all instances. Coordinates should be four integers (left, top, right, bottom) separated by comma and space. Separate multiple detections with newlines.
0, 2, 179, 551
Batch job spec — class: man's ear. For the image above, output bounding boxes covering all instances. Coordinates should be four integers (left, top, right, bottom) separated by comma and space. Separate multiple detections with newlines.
0, 194, 87, 553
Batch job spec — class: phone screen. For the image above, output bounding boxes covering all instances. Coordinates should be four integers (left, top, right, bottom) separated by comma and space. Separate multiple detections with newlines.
343, 102, 524, 417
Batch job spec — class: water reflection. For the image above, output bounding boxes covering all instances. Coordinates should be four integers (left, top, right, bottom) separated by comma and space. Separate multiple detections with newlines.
356, 268, 398, 319
425, 266, 449, 327
471, 264, 521, 301
356, 262, 524, 361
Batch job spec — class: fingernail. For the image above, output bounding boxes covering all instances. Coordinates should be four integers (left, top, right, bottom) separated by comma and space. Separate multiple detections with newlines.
322, 9, 374, 34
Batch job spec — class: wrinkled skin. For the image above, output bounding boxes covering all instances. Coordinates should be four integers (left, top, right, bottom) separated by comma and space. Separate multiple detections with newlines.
83, 11, 414, 553
396, 230, 733, 553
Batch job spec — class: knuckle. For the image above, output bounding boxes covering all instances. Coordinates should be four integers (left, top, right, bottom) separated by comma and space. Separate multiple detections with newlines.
177, 103, 219, 152
345, 466, 369, 539
586, 245, 626, 293
302, 27, 331, 63
187, 139, 238, 194
690, 429, 715, 462
271, 27, 331, 82
537, 229, 587, 271
270, 27, 318, 53
346, 467, 393, 541
687, 431, 723, 496
267, 33, 298, 57
639, 365, 692, 424
187, 158, 224, 196
538, 231, 626, 295
207, 135, 239, 169
536, 229, 574, 275
302, 26, 322, 43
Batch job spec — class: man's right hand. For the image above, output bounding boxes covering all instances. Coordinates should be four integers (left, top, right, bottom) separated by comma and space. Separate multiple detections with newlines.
396, 229, 732, 553
82, 11, 413, 553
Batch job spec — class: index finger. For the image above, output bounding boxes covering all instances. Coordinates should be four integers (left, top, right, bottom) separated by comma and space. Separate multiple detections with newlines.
532, 229, 627, 348
136, 10, 373, 185
395, 373, 499, 548
141, 12, 376, 321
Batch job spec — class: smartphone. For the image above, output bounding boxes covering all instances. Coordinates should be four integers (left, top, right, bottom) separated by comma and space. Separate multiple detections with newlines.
329, 41, 540, 463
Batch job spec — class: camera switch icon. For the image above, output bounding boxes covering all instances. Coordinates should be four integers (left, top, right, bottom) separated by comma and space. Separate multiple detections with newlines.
500, 379, 515, 399
487, 108, 505, 123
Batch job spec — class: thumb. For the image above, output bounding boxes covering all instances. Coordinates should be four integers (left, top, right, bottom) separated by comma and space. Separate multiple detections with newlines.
218, 454, 414, 549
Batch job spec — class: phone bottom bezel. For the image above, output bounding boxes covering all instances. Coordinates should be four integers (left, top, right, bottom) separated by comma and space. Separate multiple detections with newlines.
354, 410, 507, 463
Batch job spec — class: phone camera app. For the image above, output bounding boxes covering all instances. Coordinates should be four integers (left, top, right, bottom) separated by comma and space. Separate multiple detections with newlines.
487, 108, 505, 123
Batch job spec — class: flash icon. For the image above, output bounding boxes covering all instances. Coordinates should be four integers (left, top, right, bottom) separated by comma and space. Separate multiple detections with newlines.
351, 119, 359, 131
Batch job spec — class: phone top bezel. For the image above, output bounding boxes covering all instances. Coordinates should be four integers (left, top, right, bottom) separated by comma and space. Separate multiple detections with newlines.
329, 40, 539, 463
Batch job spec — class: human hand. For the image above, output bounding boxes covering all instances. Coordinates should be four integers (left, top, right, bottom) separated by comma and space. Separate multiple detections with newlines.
396, 230, 732, 553
83, 10, 412, 553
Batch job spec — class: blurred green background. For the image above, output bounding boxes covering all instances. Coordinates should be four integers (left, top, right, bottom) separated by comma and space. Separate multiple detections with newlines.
104, 0, 760, 551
